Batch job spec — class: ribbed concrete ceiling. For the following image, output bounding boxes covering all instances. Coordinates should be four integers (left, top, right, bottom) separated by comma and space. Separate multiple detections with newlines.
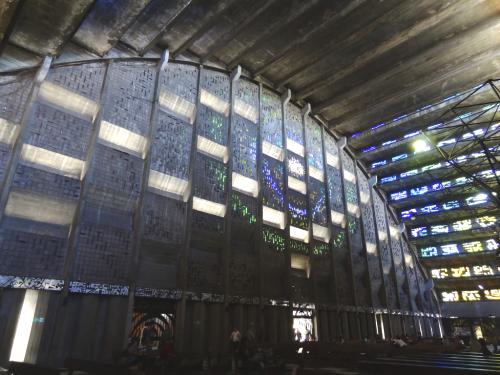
1, 0, 499, 145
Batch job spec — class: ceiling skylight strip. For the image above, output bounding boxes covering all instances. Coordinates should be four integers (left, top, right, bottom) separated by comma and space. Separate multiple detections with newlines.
379, 146, 498, 185
352, 83, 488, 139
365, 107, 498, 160
390, 169, 499, 202
410, 215, 498, 238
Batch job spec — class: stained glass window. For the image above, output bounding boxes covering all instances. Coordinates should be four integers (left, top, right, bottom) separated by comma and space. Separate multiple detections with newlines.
309, 178, 327, 225
262, 225, 285, 253
462, 241, 483, 253
260, 88, 282, 148
261, 156, 284, 210
287, 154, 306, 180
193, 154, 227, 204
485, 289, 500, 300
441, 244, 459, 255
421, 246, 438, 257
288, 191, 308, 230
312, 242, 329, 256
231, 192, 257, 225
305, 117, 324, 172
441, 291, 459, 302
290, 239, 309, 255
197, 70, 230, 145
462, 290, 480, 301
332, 228, 346, 249
232, 119, 257, 179
285, 103, 303, 148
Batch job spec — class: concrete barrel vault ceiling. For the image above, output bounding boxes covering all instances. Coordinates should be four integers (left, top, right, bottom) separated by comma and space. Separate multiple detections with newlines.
0, 0, 499, 143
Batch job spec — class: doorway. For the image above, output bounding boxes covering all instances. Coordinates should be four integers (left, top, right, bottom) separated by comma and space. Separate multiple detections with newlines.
293, 308, 315, 342
129, 298, 176, 350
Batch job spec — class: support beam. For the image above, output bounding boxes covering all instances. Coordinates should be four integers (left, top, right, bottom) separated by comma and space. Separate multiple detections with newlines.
253, 0, 364, 77
0, 0, 24, 56
120, 0, 192, 55
171, 0, 239, 59
295, 0, 476, 100
72, 0, 151, 56
8, 0, 94, 56
226, 0, 322, 70
319, 19, 500, 127
275, 0, 402, 88
200, 0, 279, 63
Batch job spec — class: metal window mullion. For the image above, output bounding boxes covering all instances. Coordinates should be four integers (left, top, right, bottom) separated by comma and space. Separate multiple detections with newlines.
122, 52, 169, 345
280, 90, 293, 339
256, 83, 264, 308
383, 203, 405, 337
61, 60, 112, 296
319, 126, 342, 340
337, 144, 362, 338
127, 51, 169, 291
0, 56, 52, 225
353, 164, 375, 311
338, 145, 358, 311
396, 223, 417, 318
369, 185, 392, 315
394, 222, 414, 335
300, 107, 318, 307
319, 127, 340, 310
223, 67, 240, 302
175, 64, 203, 354
412, 255, 427, 336
385, 210, 405, 313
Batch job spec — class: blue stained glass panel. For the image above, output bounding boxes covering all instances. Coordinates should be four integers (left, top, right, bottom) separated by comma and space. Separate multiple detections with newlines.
261, 156, 284, 210
288, 191, 308, 230
309, 178, 327, 225
411, 226, 428, 238
421, 246, 438, 257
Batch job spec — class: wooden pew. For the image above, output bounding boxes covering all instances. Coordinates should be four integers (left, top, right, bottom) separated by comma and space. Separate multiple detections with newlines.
64, 358, 130, 375
8, 362, 61, 375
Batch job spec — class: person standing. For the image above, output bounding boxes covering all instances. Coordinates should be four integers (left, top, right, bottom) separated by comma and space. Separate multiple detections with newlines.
230, 328, 242, 371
